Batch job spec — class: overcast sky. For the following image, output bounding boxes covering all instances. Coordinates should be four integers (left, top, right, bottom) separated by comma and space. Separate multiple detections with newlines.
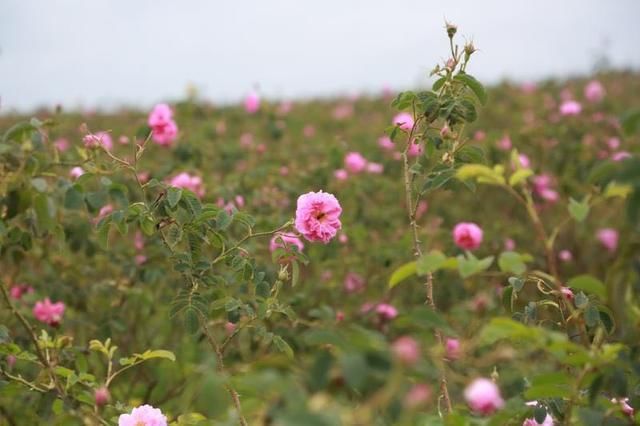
1, 0, 639, 112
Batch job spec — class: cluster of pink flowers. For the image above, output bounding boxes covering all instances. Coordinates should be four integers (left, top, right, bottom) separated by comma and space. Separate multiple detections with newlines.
217, 195, 245, 213
294, 191, 342, 243
269, 232, 304, 253
33, 298, 65, 326
118, 404, 167, 426
10, 284, 34, 300
532, 174, 559, 203
168, 172, 204, 198
452, 222, 483, 250
464, 378, 504, 415
335, 152, 384, 180
244, 91, 260, 113
148, 103, 178, 146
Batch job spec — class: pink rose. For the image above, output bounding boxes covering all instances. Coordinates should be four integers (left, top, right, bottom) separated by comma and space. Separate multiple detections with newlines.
596, 228, 618, 253
376, 303, 398, 321
445, 338, 461, 360
391, 336, 420, 365
584, 80, 605, 103
464, 378, 504, 415
366, 162, 384, 174
148, 103, 178, 146
244, 91, 260, 114
559, 100, 582, 116
344, 152, 368, 173
452, 222, 483, 250
269, 232, 304, 253
393, 112, 414, 131
294, 191, 342, 243
168, 172, 204, 198
404, 383, 432, 408
118, 404, 167, 426
334, 169, 348, 181
70, 167, 85, 180
378, 135, 395, 150
33, 298, 65, 326
343, 272, 365, 294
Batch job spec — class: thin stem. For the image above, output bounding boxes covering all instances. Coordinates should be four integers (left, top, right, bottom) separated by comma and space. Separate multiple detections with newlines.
200, 318, 249, 426
400, 109, 453, 414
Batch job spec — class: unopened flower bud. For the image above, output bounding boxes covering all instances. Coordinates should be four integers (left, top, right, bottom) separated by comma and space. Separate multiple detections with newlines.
446, 22, 457, 38
278, 267, 289, 282
94, 386, 110, 407
464, 42, 476, 59
440, 124, 451, 138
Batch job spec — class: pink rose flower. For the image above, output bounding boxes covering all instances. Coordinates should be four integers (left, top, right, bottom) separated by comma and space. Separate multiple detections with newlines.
558, 250, 572, 262
376, 303, 398, 321
334, 169, 348, 181
393, 112, 414, 131
378, 135, 395, 150
269, 232, 304, 253
366, 162, 384, 174
391, 336, 420, 365
119, 135, 130, 145
611, 151, 631, 161
168, 172, 204, 198
118, 404, 167, 426
464, 378, 504, 415
95, 131, 113, 151
559, 100, 582, 116
10, 284, 34, 300
244, 91, 260, 114
33, 298, 65, 326
611, 398, 634, 417
294, 191, 342, 243
497, 135, 512, 151
343, 272, 365, 293
53, 138, 70, 152
584, 80, 605, 103
452, 222, 483, 250
94, 387, 111, 407
596, 228, 618, 253
504, 238, 516, 251
560, 287, 574, 301
303, 125, 316, 138
70, 167, 85, 180
445, 338, 461, 360
407, 140, 423, 157
344, 152, 368, 173
404, 383, 432, 408
148, 103, 178, 146
607, 137, 620, 150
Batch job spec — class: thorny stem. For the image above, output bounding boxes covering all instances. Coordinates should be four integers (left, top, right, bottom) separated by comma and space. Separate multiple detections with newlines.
201, 318, 249, 426
400, 108, 453, 414
0, 281, 67, 399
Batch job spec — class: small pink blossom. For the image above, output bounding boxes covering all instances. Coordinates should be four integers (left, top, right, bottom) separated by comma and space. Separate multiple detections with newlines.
269, 232, 304, 253
611, 398, 634, 417
148, 104, 178, 146
33, 298, 65, 326
393, 112, 414, 131
560, 287, 574, 301
168, 172, 204, 198
474, 130, 486, 141
407, 140, 423, 157
54, 138, 70, 152
464, 378, 504, 415
445, 338, 461, 360
343, 272, 365, 294
119, 135, 130, 145
244, 91, 260, 114
497, 135, 512, 151
391, 336, 420, 365
95, 204, 114, 223
533, 175, 559, 203
366, 162, 384, 174
378, 135, 395, 150
376, 303, 398, 321
452, 222, 483, 250
558, 250, 572, 262
294, 191, 342, 243
335, 310, 345, 322
559, 100, 582, 116
404, 384, 432, 408
596, 228, 618, 253
70, 167, 85, 180
10, 284, 34, 300
518, 154, 531, 169
118, 404, 167, 426
584, 80, 605, 103
504, 238, 516, 251
334, 169, 348, 181
344, 152, 368, 173
607, 137, 620, 150
303, 125, 316, 138
611, 151, 631, 161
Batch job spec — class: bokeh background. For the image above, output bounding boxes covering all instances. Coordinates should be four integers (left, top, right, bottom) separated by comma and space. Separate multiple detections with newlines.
1, 0, 639, 112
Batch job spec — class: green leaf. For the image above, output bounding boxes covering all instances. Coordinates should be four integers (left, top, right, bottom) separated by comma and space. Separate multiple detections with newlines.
454, 73, 487, 105
215, 210, 232, 231
584, 305, 601, 328
416, 250, 447, 275
508, 276, 525, 292
272, 335, 294, 359
167, 187, 182, 208
34, 194, 54, 232
509, 169, 533, 186
525, 372, 573, 399
498, 252, 527, 275
621, 109, 640, 136
31, 178, 48, 193
567, 275, 606, 299
184, 308, 200, 335
422, 169, 456, 193
142, 349, 176, 362
478, 317, 544, 346
457, 254, 494, 278
64, 185, 85, 209
388, 261, 417, 288
568, 198, 590, 222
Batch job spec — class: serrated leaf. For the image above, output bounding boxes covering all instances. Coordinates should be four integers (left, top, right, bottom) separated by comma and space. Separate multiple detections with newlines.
167, 187, 182, 208
454, 73, 487, 105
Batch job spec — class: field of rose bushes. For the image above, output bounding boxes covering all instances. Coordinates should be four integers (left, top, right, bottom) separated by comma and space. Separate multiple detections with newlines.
1, 29, 640, 426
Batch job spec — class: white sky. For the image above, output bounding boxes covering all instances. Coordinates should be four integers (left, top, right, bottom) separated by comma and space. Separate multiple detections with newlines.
1, 0, 639, 112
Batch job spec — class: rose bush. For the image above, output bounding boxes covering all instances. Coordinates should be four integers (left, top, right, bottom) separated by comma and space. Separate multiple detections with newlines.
1, 25, 640, 425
